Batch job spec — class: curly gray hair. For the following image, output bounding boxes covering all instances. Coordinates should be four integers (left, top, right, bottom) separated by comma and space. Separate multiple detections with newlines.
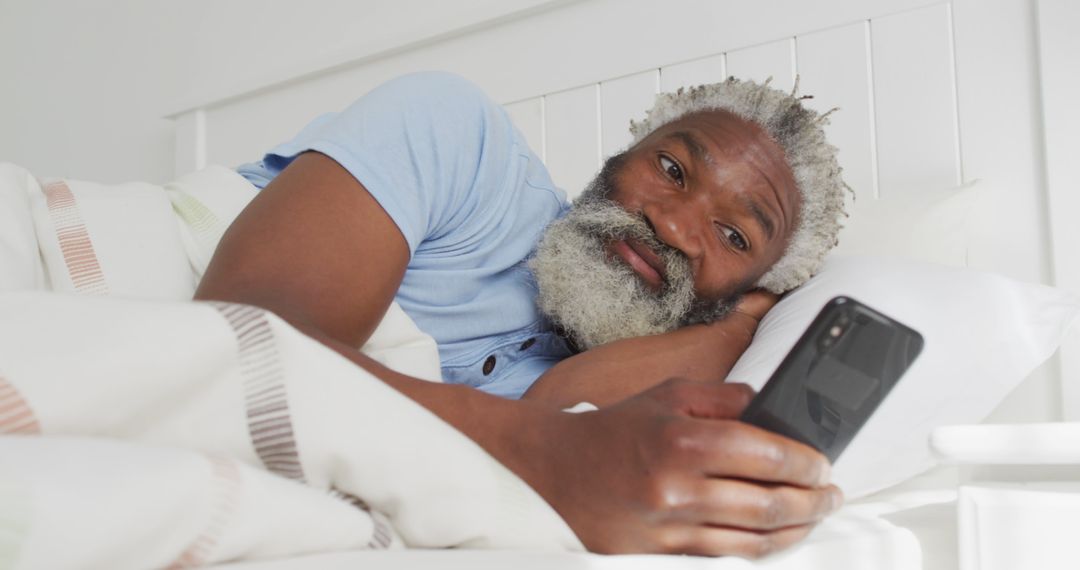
628, 77, 848, 293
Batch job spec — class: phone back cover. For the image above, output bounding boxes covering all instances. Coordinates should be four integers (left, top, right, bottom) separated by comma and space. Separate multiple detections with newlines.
741, 297, 923, 462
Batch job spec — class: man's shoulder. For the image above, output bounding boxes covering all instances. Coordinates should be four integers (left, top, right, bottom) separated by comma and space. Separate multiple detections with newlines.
350, 71, 500, 125
390, 71, 487, 95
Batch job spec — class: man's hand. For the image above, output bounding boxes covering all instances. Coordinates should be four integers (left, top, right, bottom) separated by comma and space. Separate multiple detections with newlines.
731, 289, 781, 324
533, 379, 842, 558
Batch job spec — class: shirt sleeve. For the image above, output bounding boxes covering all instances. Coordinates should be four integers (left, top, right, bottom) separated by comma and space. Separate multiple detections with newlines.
262, 71, 521, 256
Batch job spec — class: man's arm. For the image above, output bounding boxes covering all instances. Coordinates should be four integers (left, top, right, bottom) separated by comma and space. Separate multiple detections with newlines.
196, 152, 841, 557
197, 153, 407, 347
523, 293, 775, 408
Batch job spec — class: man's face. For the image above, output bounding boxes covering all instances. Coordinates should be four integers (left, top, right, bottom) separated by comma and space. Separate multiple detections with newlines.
531, 109, 802, 349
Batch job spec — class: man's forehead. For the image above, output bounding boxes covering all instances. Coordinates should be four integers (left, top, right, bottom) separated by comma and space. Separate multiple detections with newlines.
651, 109, 774, 153
663, 112, 795, 183
651, 124, 788, 189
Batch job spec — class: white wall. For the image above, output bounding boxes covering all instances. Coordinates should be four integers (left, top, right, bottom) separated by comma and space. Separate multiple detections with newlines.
0, 0, 184, 183
0, 0, 565, 183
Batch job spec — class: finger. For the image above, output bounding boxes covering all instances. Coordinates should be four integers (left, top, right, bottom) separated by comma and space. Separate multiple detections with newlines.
734, 289, 780, 317
723, 383, 757, 412
663, 522, 816, 558
658, 379, 756, 419
692, 420, 833, 488
684, 479, 843, 530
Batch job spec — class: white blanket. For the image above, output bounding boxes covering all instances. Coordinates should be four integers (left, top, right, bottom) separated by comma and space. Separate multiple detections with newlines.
0, 163, 581, 569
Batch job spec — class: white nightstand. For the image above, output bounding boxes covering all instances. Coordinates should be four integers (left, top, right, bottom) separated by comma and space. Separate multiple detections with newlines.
931, 423, 1080, 570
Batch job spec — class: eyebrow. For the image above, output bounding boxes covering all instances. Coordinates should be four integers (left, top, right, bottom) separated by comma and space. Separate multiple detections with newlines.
669, 131, 712, 167
742, 195, 777, 242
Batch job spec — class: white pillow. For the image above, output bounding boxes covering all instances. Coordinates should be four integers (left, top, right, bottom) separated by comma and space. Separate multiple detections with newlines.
727, 255, 1080, 498
0, 163, 47, 291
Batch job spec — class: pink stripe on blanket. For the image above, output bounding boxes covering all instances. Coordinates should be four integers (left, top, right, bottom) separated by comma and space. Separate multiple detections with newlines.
40, 180, 109, 295
0, 373, 40, 435
331, 489, 396, 549
166, 456, 242, 569
212, 303, 306, 482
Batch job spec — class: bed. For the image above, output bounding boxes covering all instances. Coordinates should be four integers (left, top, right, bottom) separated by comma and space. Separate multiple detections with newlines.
160, 1, 1079, 568
2, 0, 1077, 568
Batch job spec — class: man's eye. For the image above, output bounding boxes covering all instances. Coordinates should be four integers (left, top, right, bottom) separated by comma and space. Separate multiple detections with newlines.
659, 155, 684, 186
719, 225, 749, 251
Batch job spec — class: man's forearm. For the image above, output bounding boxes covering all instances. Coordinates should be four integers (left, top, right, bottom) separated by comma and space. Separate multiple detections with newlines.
524, 312, 759, 408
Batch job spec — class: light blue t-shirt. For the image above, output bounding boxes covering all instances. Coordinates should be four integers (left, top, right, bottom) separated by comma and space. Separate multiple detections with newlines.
236, 71, 575, 398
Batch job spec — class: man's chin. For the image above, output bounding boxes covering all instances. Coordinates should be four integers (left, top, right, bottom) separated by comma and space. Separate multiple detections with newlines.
532, 248, 688, 350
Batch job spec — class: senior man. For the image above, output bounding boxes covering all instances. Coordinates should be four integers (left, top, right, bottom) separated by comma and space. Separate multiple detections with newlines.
196, 71, 847, 557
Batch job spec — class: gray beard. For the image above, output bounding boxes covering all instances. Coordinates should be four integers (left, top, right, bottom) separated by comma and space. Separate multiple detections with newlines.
529, 153, 740, 350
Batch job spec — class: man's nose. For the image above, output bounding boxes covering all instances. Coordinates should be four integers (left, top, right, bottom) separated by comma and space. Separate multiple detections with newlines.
641, 196, 706, 261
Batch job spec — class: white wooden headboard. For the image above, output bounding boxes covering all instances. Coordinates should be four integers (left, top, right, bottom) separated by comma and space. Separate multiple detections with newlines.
166, 0, 1078, 421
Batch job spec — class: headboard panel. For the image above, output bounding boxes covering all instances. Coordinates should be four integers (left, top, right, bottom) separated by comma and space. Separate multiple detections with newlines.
169, 0, 1073, 421
499, 3, 962, 206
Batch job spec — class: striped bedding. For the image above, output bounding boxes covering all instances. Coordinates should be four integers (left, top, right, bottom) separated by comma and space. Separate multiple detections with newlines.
0, 163, 581, 569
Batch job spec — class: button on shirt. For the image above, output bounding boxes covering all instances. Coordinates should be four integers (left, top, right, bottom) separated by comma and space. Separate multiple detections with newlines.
236, 71, 575, 398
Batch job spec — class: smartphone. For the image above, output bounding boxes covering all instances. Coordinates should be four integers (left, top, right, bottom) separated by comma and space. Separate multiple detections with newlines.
739, 296, 923, 463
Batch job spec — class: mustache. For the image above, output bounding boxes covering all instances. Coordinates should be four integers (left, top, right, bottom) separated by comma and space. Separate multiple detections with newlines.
568, 197, 691, 290
567, 199, 660, 248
